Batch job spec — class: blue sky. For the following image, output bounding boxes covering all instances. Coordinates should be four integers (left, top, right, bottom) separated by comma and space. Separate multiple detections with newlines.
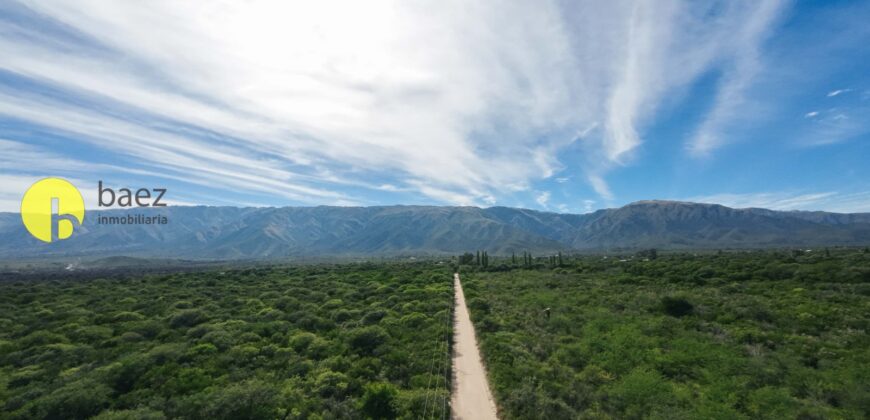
0, 0, 868, 213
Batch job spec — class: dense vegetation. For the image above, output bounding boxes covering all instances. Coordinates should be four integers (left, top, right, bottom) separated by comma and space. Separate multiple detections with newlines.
0, 263, 453, 419
461, 249, 869, 419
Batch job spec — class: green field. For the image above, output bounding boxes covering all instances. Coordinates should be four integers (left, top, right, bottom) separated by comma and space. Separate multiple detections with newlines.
0, 263, 453, 419
461, 250, 870, 419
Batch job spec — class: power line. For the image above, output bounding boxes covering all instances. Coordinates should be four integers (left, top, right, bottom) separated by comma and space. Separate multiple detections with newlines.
423, 274, 455, 419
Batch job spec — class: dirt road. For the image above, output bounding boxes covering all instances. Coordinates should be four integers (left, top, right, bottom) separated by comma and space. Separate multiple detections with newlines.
451, 273, 499, 420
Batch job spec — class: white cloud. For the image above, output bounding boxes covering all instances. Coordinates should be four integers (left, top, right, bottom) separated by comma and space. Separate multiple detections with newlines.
582, 199, 597, 213
0, 1, 790, 204
0, 93, 355, 203
688, 0, 785, 157
684, 191, 870, 212
535, 191, 551, 208
799, 108, 870, 146
0, 174, 112, 212
0, 174, 51, 212
587, 175, 614, 202
804, 111, 819, 118
0, 139, 261, 211
555, 177, 570, 183
377, 184, 402, 192
827, 89, 851, 97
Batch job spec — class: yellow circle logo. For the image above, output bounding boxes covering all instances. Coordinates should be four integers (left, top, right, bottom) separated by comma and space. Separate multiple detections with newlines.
21, 178, 85, 243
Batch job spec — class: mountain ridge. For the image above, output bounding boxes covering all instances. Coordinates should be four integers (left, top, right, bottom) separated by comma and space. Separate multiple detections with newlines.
0, 201, 868, 259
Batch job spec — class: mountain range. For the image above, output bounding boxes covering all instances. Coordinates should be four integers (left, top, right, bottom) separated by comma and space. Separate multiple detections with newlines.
1, 200, 868, 260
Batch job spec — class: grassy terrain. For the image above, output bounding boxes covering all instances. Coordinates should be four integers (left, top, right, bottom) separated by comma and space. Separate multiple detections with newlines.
462, 250, 870, 419
0, 263, 453, 419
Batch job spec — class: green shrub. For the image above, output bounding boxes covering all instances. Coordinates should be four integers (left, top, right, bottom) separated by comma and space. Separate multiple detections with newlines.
660, 296, 693, 317
169, 310, 207, 328
348, 326, 388, 355
92, 408, 167, 420
31, 379, 111, 419
359, 382, 398, 419
199, 379, 279, 420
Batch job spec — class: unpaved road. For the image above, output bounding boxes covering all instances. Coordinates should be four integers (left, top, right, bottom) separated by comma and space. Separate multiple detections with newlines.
451, 273, 499, 420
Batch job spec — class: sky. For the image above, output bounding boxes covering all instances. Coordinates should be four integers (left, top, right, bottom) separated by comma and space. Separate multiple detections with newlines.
0, 0, 868, 213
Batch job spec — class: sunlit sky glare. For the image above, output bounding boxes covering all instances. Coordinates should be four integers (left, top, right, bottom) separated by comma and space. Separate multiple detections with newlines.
0, 0, 868, 213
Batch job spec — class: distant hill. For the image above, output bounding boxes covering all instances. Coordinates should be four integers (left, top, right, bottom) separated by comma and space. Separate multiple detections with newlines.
0, 201, 868, 259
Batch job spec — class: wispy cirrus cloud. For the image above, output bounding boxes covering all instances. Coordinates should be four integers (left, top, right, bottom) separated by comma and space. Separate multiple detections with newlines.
0, 0, 790, 205
587, 174, 614, 202
535, 191, 551, 208
0, 140, 211, 210
684, 191, 870, 213
798, 108, 870, 146
687, 0, 785, 157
